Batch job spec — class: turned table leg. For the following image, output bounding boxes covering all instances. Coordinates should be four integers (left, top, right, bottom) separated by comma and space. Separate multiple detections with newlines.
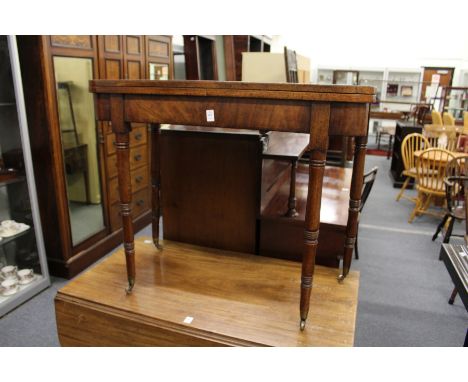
285, 159, 299, 218
300, 103, 329, 330
339, 135, 367, 282
111, 95, 135, 293
151, 123, 162, 250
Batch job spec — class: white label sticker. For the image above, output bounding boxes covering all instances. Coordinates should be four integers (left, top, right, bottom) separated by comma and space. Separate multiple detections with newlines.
183, 316, 194, 324
144, 240, 152, 244
206, 109, 215, 122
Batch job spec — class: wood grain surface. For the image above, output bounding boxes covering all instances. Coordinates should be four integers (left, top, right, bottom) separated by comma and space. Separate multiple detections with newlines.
90, 79, 375, 100
55, 237, 359, 347
263, 132, 310, 160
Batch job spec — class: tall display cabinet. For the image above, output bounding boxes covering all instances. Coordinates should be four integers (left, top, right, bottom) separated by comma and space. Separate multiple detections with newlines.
16, 35, 173, 278
0, 36, 50, 316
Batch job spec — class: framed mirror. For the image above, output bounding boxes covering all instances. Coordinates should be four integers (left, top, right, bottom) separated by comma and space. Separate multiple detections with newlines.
53, 56, 105, 246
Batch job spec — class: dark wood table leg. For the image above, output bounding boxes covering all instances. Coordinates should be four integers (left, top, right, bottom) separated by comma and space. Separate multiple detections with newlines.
300, 103, 329, 330
111, 95, 135, 293
285, 159, 299, 218
339, 135, 367, 282
449, 287, 458, 304
151, 123, 162, 250
387, 135, 393, 159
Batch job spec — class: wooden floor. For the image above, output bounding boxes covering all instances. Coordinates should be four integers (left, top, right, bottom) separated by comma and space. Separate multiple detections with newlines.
55, 237, 359, 346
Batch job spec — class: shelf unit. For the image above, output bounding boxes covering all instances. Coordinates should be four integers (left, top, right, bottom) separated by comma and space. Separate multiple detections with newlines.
384, 69, 423, 107
439, 86, 468, 122
358, 70, 385, 102
183, 35, 218, 80
316, 67, 427, 136
0, 36, 50, 316
317, 67, 424, 111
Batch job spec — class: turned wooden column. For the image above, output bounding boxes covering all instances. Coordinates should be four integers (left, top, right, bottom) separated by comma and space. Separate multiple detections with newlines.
300, 103, 330, 330
339, 135, 367, 281
110, 95, 135, 293
150, 123, 162, 249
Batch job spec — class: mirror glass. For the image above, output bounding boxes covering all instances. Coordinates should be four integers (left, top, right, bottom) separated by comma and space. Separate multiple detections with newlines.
53, 56, 105, 246
149, 63, 169, 80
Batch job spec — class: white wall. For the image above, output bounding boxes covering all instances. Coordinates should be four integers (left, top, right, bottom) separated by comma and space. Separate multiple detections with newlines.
270, 1, 468, 85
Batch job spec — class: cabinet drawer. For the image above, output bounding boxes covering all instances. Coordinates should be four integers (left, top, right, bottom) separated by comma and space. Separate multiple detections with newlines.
109, 188, 151, 231
106, 125, 147, 155
109, 166, 149, 205
133, 187, 151, 217
130, 125, 147, 146
107, 145, 148, 179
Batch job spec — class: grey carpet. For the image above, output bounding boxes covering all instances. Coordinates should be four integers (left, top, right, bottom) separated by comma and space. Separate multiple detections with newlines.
0, 154, 466, 346
354, 154, 467, 346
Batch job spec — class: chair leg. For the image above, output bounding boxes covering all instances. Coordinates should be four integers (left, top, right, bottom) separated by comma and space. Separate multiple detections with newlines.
408, 193, 422, 223
377, 132, 381, 150
432, 214, 449, 241
448, 287, 457, 305
354, 233, 359, 260
443, 216, 455, 243
396, 176, 411, 201
421, 194, 432, 212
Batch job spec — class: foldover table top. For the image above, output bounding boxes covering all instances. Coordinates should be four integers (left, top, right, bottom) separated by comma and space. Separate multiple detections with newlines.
90, 80, 376, 137
90, 79, 376, 99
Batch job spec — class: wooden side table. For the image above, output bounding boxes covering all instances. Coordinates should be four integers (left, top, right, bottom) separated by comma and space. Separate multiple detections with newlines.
90, 80, 374, 330
262, 132, 309, 217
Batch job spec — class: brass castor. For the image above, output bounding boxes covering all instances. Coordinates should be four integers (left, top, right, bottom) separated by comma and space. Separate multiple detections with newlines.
337, 274, 345, 283
125, 278, 135, 294
154, 239, 163, 250
300, 319, 306, 331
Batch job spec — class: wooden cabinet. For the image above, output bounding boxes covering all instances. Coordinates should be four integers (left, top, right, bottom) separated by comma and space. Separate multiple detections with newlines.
183, 35, 218, 80
16, 35, 172, 278
97, 36, 157, 234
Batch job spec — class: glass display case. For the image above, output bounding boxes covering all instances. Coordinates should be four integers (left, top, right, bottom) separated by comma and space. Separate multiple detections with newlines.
0, 36, 50, 316
358, 70, 385, 104
316, 68, 333, 85
333, 70, 359, 85
383, 70, 423, 107
439, 87, 468, 122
